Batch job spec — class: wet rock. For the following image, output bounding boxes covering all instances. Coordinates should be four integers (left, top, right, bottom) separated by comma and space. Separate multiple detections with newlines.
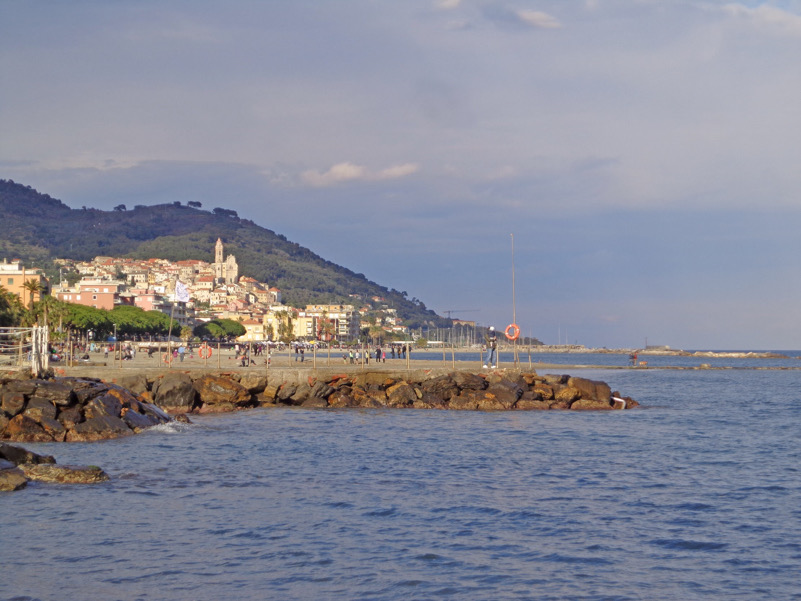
66, 415, 133, 442
0, 442, 55, 465
121, 407, 161, 431
300, 396, 329, 409
570, 399, 613, 411
19, 463, 109, 484
0, 467, 27, 491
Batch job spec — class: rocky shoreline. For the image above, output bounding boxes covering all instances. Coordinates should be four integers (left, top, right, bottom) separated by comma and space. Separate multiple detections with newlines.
1, 367, 637, 492
1, 368, 637, 444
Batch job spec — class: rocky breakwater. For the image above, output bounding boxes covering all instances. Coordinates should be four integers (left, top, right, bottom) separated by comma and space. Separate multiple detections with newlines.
121, 369, 638, 412
0, 442, 109, 492
0, 376, 173, 443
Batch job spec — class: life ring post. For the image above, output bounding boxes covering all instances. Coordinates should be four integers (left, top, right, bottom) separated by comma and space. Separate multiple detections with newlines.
505, 323, 520, 341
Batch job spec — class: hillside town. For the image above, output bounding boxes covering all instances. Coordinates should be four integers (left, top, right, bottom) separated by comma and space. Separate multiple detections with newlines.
3, 238, 412, 343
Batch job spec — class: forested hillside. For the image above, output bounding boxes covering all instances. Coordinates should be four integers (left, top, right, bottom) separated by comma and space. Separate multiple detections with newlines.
0, 179, 449, 328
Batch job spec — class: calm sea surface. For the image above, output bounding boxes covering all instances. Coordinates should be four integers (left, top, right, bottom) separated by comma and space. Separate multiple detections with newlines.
2, 357, 801, 600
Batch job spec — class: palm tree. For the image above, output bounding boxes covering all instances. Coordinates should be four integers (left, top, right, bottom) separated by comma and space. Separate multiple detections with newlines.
22, 280, 42, 311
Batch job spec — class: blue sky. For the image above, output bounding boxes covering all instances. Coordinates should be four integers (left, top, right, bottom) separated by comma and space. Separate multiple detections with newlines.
3, 0, 801, 349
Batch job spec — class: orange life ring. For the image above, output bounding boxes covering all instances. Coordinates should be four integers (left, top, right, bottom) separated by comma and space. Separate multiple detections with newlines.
199, 344, 212, 359
505, 323, 520, 341
162, 352, 173, 364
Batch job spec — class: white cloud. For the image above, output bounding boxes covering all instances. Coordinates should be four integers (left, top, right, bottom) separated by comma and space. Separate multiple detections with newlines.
722, 3, 801, 35
301, 162, 420, 187
516, 9, 562, 29
436, 0, 462, 9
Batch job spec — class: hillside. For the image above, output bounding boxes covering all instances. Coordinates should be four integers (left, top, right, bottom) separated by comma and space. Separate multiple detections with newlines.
0, 179, 450, 328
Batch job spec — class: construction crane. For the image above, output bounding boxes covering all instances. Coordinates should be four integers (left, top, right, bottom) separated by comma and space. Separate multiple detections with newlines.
443, 309, 479, 319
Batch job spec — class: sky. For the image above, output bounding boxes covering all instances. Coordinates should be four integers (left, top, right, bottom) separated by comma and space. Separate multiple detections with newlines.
3, 0, 801, 350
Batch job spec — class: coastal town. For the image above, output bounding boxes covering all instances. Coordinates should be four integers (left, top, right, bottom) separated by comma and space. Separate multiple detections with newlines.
2, 238, 412, 344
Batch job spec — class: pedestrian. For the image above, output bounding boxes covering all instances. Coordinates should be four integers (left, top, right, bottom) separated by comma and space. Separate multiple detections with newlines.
484, 326, 498, 368
300, 347, 305, 363
178, 345, 185, 362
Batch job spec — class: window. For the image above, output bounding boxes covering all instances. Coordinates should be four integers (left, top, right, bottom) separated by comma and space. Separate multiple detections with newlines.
92, 295, 98, 300
7, 278, 12, 285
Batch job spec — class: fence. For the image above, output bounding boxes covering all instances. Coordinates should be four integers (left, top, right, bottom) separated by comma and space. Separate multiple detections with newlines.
0, 326, 49, 376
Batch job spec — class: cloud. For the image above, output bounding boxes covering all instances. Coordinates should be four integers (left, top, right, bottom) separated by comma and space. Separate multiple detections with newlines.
722, 3, 801, 35
436, 0, 462, 9
301, 162, 420, 187
515, 9, 562, 29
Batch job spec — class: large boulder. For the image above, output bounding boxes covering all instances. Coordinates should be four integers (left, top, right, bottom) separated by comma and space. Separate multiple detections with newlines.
567, 377, 612, 403
3, 414, 54, 442
386, 381, 418, 407
152, 372, 197, 413
32, 380, 76, 406
66, 415, 133, 442
193, 375, 252, 408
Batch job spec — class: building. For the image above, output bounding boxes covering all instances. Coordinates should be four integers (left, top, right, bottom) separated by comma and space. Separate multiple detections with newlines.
0, 259, 49, 307
213, 238, 239, 285
303, 304, 360, 341
56, 280, 122, 311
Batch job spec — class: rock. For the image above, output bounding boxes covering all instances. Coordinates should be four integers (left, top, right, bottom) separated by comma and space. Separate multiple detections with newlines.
0, 442, 55, 465
57, 406, 83, 429
0, 467, 27, 491
567, 377, 612, 403
120, 407, 161, 431
84, 393, 123, 419
113, 374, 150, 396
479, 387, 518, 410
555, 387, 581, 404
19, 463, 110, 484
420, 375, 459, 402
309, 380, 335, 400
328, 391, 356, 408
289, 381, 312, 405
152, 372, 197, 413
449, 390, 483, 410
23, 396, 58, 422
300, 396, 329, 409
3, 414, 54, 442
452, 371, 487, 390
33, 380, 76, 406
239, 375, 268, 394
570, 399, 613, 411
516, 399, 551, 410
66, 415, 133, 442
276, 382, 298, 403
1, 392, 26, 417
386, 381, 418, 407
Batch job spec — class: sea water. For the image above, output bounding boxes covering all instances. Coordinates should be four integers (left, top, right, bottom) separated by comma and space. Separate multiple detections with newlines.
2, 365, 800, 600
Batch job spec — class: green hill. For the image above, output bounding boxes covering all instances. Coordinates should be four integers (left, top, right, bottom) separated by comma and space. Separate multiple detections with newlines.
0, 179, 450, 329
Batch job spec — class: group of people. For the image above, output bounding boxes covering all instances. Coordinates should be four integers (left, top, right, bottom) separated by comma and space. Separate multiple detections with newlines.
340, 344, 411, 365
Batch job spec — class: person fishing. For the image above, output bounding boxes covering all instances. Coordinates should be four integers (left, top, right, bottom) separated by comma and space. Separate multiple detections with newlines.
484, 326, 498, 368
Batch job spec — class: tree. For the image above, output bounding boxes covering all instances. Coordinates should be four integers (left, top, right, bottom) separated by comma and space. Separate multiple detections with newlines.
187, 201, 202, 208
277, 312, 294, 344
22, 280, 42, 311
0, 285, 25, 327
113, 204, 127, 211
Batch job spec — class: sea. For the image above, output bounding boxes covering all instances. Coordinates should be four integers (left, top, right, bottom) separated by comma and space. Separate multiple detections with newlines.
2, 352, 800, 601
